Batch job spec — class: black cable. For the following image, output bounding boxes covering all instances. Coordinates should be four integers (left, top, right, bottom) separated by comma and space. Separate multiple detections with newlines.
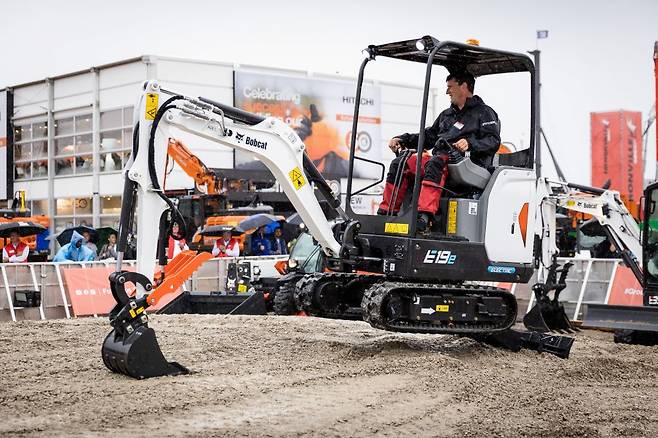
147, 95, 188, 234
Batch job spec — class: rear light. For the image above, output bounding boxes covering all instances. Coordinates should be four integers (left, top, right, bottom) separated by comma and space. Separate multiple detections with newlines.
274, 260, 288, 275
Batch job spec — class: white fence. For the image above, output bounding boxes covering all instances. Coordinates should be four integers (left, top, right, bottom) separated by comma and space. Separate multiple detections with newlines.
0, 256, 286, 322
1, 256, 630, 323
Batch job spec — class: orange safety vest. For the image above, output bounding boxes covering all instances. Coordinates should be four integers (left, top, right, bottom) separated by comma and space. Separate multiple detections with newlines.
214, 238, 239, 257
167, 237, 187, 259
5, 242, 28, 263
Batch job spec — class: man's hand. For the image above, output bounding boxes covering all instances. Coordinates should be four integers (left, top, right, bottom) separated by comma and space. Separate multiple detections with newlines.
219, 244, 226, 252
388, 138, 403, 154
453, 138, 469, 153
178, 241, 186, 249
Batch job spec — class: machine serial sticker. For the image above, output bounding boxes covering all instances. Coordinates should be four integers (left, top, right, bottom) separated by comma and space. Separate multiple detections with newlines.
423, 249, 457, 265
145, 93, 159, 120
435, 305, 450, 312
384, 223, 409, 235
447, 200, 458, 234
468, 202, 478, 215
289, 167, 306, 190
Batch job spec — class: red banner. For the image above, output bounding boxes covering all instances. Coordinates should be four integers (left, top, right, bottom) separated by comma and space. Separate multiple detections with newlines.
607, 265, 644, 306
591, 111, 643, 203
62, 266, 178, 316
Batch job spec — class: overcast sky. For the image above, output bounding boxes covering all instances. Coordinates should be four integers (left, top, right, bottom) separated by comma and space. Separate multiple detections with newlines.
2, 0, 656, 185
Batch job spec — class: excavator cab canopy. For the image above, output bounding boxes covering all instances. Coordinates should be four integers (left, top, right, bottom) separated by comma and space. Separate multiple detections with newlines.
365, 36, 535, 76
345, 35, 537, 236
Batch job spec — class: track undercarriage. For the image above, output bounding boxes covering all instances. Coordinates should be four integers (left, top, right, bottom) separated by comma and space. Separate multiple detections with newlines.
294, 272, 573, 358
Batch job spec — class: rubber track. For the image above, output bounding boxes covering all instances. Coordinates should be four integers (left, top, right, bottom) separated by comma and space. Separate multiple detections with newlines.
273, 281, 297, 315
361, 281, 517, 335
295, 272, 380, 319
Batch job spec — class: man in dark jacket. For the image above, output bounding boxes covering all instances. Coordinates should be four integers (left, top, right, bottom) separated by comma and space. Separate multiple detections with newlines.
378, 71, 501, 230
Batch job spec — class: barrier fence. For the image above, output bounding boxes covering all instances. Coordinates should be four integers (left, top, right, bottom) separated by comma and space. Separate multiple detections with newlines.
0, 256, 286, 322
0, 256, 636, 323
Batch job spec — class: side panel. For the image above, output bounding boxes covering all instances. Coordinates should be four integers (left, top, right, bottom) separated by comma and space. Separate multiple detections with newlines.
482, 168, 537, 263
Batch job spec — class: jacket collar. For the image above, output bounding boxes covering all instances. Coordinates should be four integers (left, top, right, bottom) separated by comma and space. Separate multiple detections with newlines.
450, 95, 483, 112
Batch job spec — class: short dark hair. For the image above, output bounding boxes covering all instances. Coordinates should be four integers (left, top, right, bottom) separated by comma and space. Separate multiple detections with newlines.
446, 71, 475, 93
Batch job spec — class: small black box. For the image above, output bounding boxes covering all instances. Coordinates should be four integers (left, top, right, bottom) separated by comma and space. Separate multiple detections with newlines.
13, 290, 41, 307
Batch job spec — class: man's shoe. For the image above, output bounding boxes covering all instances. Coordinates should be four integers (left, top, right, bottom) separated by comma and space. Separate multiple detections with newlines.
417, 213, 430, 233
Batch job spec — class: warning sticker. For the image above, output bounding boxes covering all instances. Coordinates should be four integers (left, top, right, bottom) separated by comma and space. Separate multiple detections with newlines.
145, 93, 159, 120
384, 223, 409, 235
435, 305, 449, 312
289, 167, 306, 190
447, 200, 458, 234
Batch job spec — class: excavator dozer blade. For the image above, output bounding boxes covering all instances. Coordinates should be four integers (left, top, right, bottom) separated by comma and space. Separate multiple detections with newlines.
102, 325, 189, 379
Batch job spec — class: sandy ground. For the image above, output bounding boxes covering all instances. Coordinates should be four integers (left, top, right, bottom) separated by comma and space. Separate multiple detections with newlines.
1, 315, 658, 438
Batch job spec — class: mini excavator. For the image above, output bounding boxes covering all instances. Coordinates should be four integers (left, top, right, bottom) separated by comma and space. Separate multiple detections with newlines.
101, 36, 649, 378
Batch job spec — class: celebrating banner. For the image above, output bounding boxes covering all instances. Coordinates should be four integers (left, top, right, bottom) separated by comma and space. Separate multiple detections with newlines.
234, 70, 381, 178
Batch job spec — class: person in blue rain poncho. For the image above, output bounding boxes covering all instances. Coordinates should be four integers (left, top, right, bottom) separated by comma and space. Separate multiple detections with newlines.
53, 230, 96, 262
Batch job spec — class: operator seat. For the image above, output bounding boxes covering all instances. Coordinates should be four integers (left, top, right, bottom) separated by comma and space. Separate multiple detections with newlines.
447, 155, 492, 191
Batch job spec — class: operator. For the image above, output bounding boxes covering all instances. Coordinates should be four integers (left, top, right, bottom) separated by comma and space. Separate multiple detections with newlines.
2, 231, 29, 263
377, 71, 501, 231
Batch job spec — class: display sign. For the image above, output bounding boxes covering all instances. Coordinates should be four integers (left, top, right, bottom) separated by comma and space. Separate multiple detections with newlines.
0, 90, 11, 200
591, 111, 643, 203
607, 265, 643, 307
62, 266, 175, 316
234, 70, 381, 178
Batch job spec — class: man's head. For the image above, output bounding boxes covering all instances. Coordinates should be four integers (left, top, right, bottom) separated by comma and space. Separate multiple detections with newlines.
82, 231, 91, 242
108, 232, 117, 244
446, 72, 475, 108
274, 228, 282, 238
9, 231, 20, 245
222, 230, 232, 241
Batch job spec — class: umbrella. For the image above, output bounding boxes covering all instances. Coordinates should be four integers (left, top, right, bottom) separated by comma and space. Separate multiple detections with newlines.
54, 225, 98, 246
285, 213, 304, 226
96, 227, 118, 249
0, 221, 47, 238
236, 214, 283, 233
199, 225, 244, 237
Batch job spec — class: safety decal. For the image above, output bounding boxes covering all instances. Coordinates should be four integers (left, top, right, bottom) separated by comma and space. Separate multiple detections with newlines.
289, 167, 306, 190
145, 93, 159, 120
435, 305, 450, 312
238, 284, 247, 293
384, 223, 409, 235
447, 200, 458, 234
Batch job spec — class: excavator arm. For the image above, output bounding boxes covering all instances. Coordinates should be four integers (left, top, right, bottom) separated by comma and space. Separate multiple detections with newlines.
526, 178, 644, 333
167, 138, 222, 195
102, 81, 347, 378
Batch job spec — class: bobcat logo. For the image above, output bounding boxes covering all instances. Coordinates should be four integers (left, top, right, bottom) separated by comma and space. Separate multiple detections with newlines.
235, 133, 244, 143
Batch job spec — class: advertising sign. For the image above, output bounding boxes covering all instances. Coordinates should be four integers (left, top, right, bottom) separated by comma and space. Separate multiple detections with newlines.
591, 111, 643, 203
62, 266, 175, 316
607, 265, 643, 307
0, 90, 11, 200
234, 71, 381, 179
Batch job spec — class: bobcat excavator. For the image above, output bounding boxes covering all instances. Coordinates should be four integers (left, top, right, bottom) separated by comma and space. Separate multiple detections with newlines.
101, 36, 649, 379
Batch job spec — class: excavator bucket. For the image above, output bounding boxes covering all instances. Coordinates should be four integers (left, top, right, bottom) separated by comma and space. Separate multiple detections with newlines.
523, 260, 578, 333
524, 297, 575, 333
102, 325, 188, 379
101, 252, 212, 379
